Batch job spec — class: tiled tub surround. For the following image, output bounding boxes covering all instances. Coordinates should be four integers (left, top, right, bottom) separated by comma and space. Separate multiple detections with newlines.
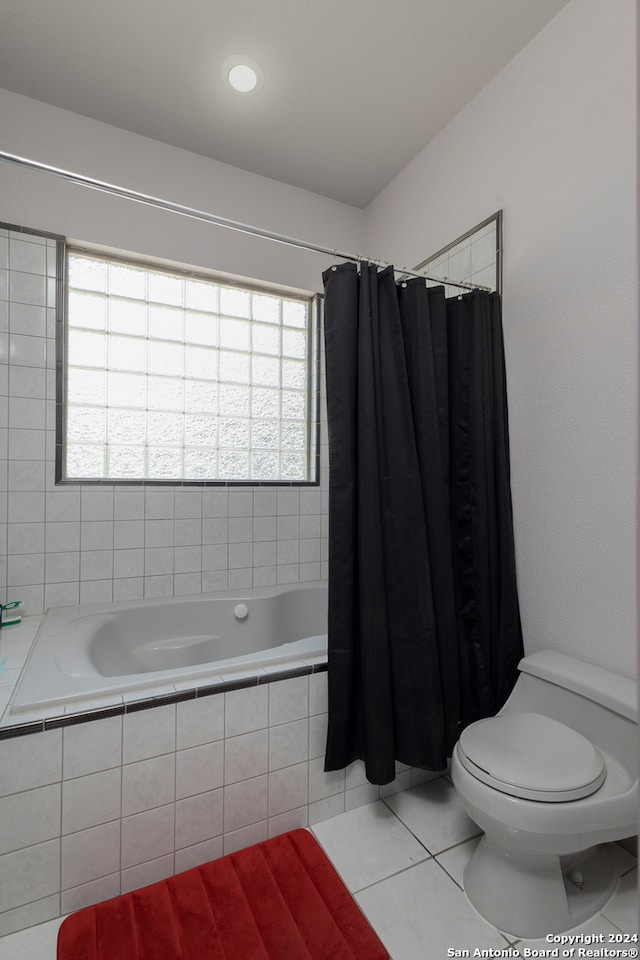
0, 638, 436, 938
0, 224, 330, 618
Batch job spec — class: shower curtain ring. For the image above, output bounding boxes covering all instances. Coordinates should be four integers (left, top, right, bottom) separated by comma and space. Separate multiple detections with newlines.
331, 248, 337, 271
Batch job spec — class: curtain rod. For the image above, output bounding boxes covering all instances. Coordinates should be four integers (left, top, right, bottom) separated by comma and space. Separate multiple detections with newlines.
0, 150, 489, 292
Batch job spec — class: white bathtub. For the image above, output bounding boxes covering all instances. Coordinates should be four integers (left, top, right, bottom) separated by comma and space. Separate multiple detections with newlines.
10, 581, 328, 715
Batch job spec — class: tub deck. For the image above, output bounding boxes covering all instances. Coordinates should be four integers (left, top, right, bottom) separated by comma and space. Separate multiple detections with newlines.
8, 581, 328, 719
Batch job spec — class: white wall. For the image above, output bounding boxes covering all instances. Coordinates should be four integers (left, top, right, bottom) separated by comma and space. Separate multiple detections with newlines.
366, 0, 637, 678
0, 89, 363, 293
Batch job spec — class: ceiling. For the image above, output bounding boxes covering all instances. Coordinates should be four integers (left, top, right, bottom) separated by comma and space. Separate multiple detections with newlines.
0, 0, 571, 208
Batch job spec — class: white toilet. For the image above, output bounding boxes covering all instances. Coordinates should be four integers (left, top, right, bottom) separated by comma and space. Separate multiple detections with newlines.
450, 649, 637, 939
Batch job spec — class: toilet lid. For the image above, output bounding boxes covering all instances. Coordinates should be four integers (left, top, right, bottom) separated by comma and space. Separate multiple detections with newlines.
457, 712, 606, 802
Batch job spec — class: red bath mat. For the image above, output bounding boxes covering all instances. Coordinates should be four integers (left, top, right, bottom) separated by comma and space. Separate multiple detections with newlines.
57, 829, 389, 960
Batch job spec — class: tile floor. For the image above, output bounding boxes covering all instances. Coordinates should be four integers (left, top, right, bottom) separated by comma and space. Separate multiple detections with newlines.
0, 777, 636, 960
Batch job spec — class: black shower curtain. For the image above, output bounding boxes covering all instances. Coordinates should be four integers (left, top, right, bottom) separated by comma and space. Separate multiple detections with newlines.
322, 261, 523, 785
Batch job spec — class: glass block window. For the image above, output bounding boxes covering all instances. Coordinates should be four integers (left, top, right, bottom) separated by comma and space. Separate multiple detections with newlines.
62, 250, 317, 483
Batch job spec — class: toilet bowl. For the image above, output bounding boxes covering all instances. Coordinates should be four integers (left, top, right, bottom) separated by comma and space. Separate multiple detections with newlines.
450, 649, 637, 939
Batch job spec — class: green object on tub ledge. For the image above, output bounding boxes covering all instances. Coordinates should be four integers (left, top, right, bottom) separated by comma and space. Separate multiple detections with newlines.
1, 600, 22, 627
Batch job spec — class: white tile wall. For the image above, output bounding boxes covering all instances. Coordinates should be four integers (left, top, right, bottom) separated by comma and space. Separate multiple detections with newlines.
0, 225, 329, 616
0, 669, 435, 936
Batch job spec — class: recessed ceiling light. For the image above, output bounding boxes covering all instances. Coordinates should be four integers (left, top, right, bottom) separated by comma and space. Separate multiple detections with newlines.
228, 63, 257, 93
222, 55, 263, 95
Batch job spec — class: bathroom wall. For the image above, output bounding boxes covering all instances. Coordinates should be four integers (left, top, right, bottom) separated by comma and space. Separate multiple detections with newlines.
0, 92, 366, 614
365, 0, 637, 678
0, 223, 328, 611
0, 89, 363, 295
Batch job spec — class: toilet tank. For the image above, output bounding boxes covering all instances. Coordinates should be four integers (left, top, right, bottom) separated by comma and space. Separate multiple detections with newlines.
500, 649, 637, 783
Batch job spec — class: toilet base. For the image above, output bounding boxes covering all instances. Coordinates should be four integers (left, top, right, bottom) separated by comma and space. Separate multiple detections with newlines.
463, 836, 619, 939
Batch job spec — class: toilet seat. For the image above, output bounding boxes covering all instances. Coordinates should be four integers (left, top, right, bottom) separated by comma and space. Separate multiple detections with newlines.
456, 712, 606, 802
